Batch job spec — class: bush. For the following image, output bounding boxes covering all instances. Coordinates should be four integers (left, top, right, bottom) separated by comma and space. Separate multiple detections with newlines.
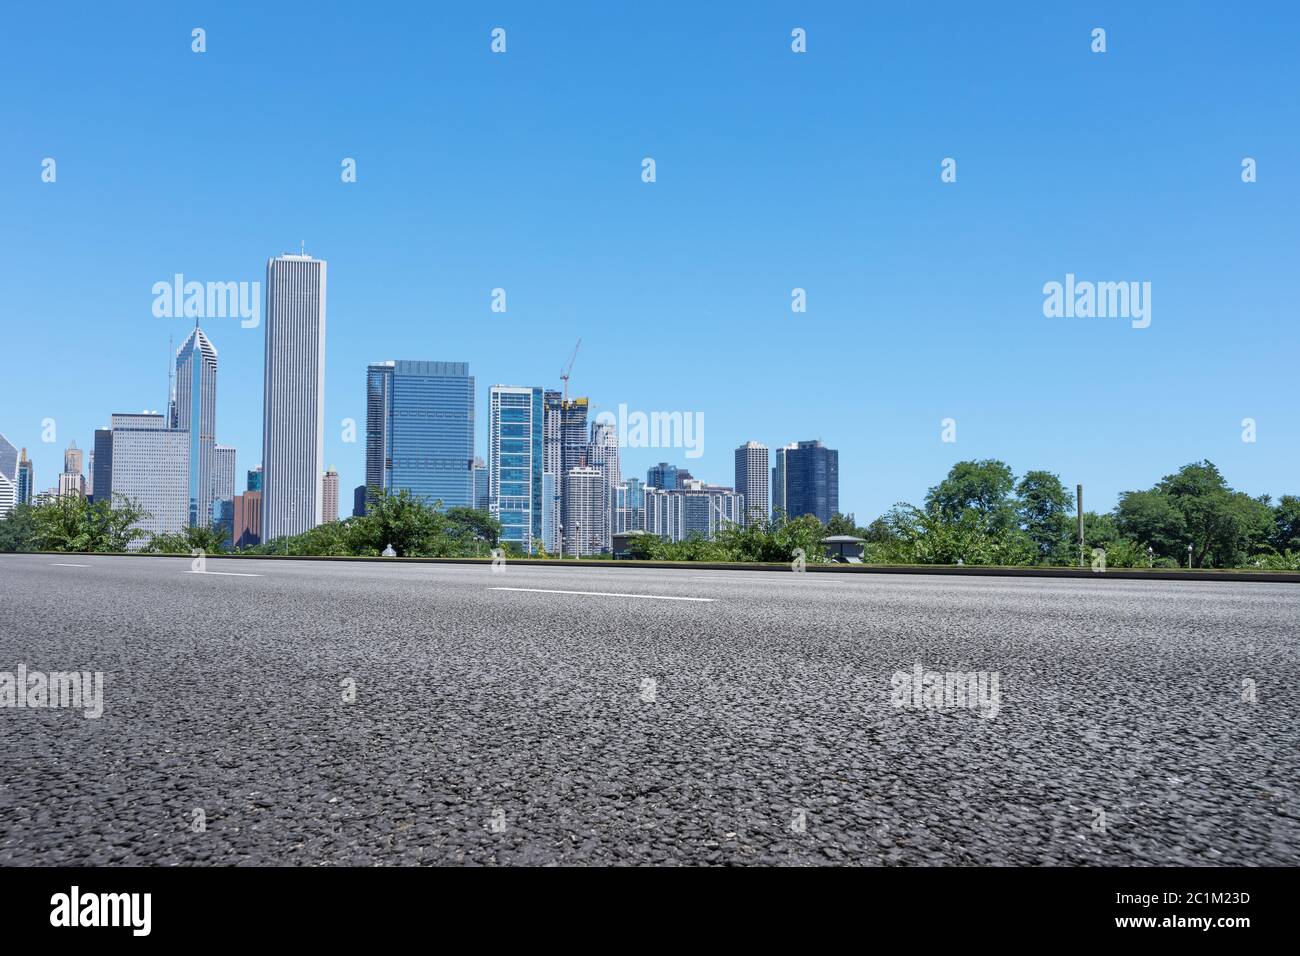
25, 494, 149, 552
251, 489, 501, 558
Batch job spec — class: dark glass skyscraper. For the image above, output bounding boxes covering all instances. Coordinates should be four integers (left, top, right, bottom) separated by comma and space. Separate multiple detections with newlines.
647, 462, 679, 490
92, 428, 113, 505
784, 440, 839, 524
365, 360, 475, 509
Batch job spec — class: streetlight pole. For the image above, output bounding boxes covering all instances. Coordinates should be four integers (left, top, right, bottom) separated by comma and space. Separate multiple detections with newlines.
1147, 546, 1154, 569
1187, 544, 1193, 569
1077, 484, 1085, 568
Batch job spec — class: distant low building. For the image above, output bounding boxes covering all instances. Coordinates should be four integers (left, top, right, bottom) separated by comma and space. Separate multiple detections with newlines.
322, 466, 339, 523
0, 435, 18, 519
233, 491, 262, 549
643, 482, 743, 542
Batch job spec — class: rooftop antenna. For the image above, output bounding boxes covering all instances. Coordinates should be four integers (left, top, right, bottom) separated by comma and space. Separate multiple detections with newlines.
167, 333, 174, 422
560, 338, 581, 405
300, 239, 306, 256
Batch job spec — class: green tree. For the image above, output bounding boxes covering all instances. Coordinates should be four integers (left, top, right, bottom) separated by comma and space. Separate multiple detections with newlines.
716, 513, 829, 564
824, 512, 861, 537
344, 488, 450, 556
1117, 461, 1272, 567
252, 490, 502, 559
875, 503, 1034, 566
0, 504, 36, 552
1270, 495, 1300, 553
1014, 470, 1073, 562
443, 506, 502, 551
147, 523, 229, 555
28, 494, 149, 552
1114, 489, 1185, 558
925, 460, 1016, 533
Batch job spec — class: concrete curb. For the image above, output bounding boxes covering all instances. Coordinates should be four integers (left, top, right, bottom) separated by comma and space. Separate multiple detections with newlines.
12, 551, 1300, 583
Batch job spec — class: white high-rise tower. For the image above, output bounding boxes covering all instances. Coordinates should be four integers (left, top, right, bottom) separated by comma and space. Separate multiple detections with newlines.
261, 252, 327, 542
734, 441, 769, 527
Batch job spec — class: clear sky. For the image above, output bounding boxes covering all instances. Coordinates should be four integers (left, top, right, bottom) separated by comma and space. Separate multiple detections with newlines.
3, 2, 1297, 520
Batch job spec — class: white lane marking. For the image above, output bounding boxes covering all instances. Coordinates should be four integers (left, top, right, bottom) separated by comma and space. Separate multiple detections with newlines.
50, 563, 91, 568
187, 570, 263, 577
489, 587, 714, 603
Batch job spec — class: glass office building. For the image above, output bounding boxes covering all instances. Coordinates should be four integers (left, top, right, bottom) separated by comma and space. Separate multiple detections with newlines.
489, 386, 544, 553
366, 360, 475, 510
175, 325, 218, 527
784, 439, 839, 524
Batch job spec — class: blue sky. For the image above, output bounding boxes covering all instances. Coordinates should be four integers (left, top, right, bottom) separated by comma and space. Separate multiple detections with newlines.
3, 2, 1297, 519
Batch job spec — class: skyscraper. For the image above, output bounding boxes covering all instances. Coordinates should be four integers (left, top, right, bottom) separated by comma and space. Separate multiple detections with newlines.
735, 441, 769, 527
352, 484, 367, 518
542, 472, 556, 553
489, 386, 545, 553
262, 253, 326, 542
542, 390, 563, 552
0, 435, 17, 519
175, 325, 219, 527
647, 462, 679, 492
213, 445, 236, 507
615, 476, 646, 533
233, 491, 262, 549
562, 466, 608, 557
472, 457, 488, 511
365, 361, 394, 496
209, 444, 237, 546
63, 440, 83, 477
771, 442, 797, 520
322, 466, 339, 523
365, 360, 475, 509
784, 440, 839, 524
247, 466, 262, 493
555, 396, 590, 555
92, 429, 113, 504
642, 483, 743, 542
57, 441, 85, 498
16, 447, 34, 506
561, 398, 589, 474
107, 413, 189, 543
589, 418, 621, 551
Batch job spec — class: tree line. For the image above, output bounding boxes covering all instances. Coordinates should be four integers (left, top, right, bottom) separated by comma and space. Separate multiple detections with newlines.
2, 461, 1296, 569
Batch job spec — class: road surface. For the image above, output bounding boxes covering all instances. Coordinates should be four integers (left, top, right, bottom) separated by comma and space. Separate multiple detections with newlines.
1, 554, 1296, 865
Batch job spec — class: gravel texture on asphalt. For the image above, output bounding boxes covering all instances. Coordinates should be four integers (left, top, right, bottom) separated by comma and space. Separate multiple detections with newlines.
1, 554, 1296, 866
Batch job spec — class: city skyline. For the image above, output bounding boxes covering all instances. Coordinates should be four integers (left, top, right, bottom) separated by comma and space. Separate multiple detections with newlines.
4, 5, 1298, 527
0, 267, 848, 552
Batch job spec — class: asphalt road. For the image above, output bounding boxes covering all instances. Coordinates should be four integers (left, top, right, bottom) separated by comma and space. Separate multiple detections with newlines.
1, 554, 1296, 866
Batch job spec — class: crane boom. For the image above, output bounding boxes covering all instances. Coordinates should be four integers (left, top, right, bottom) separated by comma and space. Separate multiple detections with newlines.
560, 339, 581, 405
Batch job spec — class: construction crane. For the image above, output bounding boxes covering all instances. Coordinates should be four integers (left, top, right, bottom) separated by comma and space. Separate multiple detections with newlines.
560, 339, 581, 405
